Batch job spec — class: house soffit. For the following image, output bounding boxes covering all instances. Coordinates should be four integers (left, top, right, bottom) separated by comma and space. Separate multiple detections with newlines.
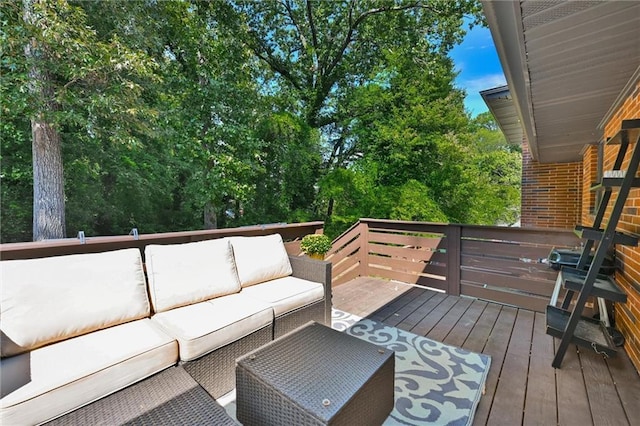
481, 0, 640, 164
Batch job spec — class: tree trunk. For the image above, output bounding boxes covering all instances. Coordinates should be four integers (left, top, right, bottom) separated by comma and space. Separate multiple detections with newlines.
326, 197, 334, 217
24, 0, 66, 240
204, 202, 217, 229
31, 119, 66, 240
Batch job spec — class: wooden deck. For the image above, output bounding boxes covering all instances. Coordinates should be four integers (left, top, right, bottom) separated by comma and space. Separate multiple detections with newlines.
332, 277, 640, 426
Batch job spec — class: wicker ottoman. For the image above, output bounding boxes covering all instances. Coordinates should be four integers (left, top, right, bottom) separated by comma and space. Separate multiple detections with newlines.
236, 321, 395, 426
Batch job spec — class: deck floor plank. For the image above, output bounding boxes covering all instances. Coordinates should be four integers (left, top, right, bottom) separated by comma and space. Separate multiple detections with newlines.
580, 349, 629, 426
486, 309, 534, 426
427, 296, 474, 343
367, 286, 429, 323
606, 352, 640, 423
462, 302, 502, 354
406, 294, 459, 336
472, 305, 518, 426
331, 277, 640, 426
523, 312, 557, 426
388, 290, 444, 327
556, 345, 594, 426
442, 299, 488, 348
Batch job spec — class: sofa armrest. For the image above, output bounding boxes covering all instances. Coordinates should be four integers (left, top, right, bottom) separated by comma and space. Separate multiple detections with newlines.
288, 255, 332, 325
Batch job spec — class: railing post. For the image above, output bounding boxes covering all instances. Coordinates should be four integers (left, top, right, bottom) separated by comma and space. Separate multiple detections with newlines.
359, 221, 370, 278
446, 224, 461, 296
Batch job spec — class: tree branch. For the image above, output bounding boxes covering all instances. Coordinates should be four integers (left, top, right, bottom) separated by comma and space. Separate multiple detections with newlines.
283, 0, 308, 52
305, 0, 318, 51
250, 32, 304, 91
282, 0, 317, 88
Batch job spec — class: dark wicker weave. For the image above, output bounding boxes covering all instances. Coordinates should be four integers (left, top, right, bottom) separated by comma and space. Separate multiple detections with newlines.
237, 322, 395, 426
183, 324, 272, 399
45, 366, 237, 426
274, 300, 325, 338
288, 255, 332, 325
40, 256, 332, 425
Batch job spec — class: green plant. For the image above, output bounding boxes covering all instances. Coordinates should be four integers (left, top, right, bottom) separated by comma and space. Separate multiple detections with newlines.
300, 233, 332, 256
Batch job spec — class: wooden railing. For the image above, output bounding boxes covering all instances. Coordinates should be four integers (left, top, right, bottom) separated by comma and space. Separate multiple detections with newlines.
0, 218, 582, 313
0, 222, 324, 260
328, 219, 582, 312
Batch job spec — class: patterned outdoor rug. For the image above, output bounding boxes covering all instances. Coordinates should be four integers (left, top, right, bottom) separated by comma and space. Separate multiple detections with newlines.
219, 310, 490, 425
332, 309, 491, 426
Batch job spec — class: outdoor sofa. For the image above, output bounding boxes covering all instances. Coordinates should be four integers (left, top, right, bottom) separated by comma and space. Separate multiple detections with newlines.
0, 233, 331, 425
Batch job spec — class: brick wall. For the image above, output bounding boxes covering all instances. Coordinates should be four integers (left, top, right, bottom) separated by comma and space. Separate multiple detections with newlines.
521, 141, 582, 228
599, 81, 640, 370
581, 145, 598, 224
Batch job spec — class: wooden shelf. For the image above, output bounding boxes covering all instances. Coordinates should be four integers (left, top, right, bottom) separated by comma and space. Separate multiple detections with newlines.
591, 177, 640, 190
546, 305, 617, 357
560, 267, 627, 303
574, 225, 639, 246
605, 119, 640, 145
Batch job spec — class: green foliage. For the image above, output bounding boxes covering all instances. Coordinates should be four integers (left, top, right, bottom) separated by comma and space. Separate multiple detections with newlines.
1, 0, 521, 244
390, 180, 448, 223
246, 112, 321, 224
300, 233, 332, 256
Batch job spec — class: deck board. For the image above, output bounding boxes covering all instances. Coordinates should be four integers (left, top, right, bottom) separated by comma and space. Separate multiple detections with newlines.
422, 296, 473, 342
606, 353, 640, 423
441, 299, 487, 348
487, 309, 534, 425
523, 312, 557, 426
332, 277, 640, 426
556, 346, 593, 426
580, 349, 629, 426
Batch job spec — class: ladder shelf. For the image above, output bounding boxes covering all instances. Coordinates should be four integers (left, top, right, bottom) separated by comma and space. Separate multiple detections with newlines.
546, 118, 640, 368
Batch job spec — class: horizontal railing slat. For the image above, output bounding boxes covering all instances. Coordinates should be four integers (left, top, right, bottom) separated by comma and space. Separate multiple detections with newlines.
460, 269, 555, 297
461, 239, 555, 259
461, 254, 559, 281
367, 231, 447, 250
461, 283, 549, 312
367, 243, 446, 263
368, 265, 448, 292
368, 254, 447, 278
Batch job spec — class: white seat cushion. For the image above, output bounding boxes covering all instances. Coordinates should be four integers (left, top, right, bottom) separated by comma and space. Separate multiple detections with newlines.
151, 293, 273, 362
229, 234, 292, 287
1, 248, 149, 357
145, 238, 241, 313
0, 319, 178, 426
240, 276, 324, 317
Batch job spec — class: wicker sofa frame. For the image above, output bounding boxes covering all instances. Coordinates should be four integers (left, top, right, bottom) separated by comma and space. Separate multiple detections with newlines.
185, 255, 332, 399
39, 254, 332, 425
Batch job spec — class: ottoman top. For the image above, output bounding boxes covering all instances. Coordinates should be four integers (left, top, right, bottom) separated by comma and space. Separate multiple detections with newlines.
236, 321, 394, 421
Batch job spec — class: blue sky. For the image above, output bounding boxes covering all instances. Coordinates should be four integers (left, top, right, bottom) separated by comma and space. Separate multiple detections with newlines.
449, 24, 506, 117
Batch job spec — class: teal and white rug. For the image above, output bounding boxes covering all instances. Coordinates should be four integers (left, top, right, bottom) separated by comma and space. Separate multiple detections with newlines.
332, 309, 491, 426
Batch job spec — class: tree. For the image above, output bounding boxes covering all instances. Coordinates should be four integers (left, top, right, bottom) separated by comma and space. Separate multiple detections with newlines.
2, 0, 520, 243
22, 0, 66, 240
249, 112, 322, 224
228, 0, 483, 169
3, 0, 157, 240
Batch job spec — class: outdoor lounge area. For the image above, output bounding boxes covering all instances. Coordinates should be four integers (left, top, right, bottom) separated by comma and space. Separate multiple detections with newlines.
2, 2, 639, 423
1, 219, 639, 425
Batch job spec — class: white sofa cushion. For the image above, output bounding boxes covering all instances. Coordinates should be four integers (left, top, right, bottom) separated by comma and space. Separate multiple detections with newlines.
151, 293, 273, 362
229, 234, 292, 287
145, 238, 241, 313
240, 276, 325, 317
0, 248, 149, 357
0, 319, 178, 426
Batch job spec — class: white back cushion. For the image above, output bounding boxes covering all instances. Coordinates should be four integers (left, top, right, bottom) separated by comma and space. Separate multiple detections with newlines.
145, 238, 241, 313
0, 248, 149, 357
229, 234, 292, 287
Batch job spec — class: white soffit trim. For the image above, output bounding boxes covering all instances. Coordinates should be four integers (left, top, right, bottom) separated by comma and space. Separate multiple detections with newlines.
481, 1, 640, 164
